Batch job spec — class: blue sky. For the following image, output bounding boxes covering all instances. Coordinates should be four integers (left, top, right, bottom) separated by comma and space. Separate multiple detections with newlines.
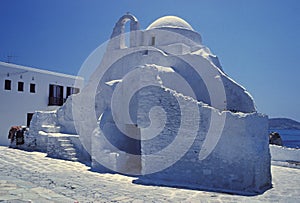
1, 0, 299, 121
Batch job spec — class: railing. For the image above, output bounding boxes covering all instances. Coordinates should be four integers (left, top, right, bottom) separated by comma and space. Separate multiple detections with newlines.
48, 96, 64, 106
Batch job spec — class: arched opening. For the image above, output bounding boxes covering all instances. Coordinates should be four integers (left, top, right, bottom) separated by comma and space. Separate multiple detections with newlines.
124, 21, 131, 48
110, 14, 140, 49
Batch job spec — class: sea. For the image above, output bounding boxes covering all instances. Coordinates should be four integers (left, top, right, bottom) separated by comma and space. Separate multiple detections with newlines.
269, 129, 300, 149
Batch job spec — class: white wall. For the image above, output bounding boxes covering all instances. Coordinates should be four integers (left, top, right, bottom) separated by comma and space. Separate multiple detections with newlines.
270, 145, 300, 162
0, 62, 83, 145
89, 64, 270, 194
139, 88, 271, 194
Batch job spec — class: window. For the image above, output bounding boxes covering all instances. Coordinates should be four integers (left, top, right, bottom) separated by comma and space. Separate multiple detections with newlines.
151, 36, 155, 46
4, 80, 11, 90
30, 83, 36, 93
49, 84, 64, 106
18, 81, 24, 92
66, 86, 80, 98
142, 50, 148, 55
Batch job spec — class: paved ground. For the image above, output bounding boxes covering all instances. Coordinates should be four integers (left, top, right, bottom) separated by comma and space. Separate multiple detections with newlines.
0, 146, 299, 202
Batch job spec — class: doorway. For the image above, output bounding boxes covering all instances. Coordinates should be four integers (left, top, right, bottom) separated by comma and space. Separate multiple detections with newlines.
27, 113, 34, 127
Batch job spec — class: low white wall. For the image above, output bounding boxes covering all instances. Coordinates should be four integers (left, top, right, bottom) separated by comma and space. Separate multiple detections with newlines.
270, 145, 300, 162
137, 87, 271, 195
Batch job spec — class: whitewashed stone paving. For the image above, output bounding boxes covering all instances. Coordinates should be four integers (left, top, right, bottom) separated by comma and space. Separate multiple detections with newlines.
0, 146, 299, 202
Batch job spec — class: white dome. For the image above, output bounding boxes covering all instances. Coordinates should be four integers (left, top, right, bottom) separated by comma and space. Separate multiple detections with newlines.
146, 16, 194, 31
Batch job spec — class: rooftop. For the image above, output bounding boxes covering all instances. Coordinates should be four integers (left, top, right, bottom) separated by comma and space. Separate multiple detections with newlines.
0, 61, 83, 80
147, 16, 194, 31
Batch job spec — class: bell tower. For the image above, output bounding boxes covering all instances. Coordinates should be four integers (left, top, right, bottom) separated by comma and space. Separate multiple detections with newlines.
109, 13, 141, 49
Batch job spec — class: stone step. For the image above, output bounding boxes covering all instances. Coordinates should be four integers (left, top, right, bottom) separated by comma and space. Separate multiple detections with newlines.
41, 125, 61, 133
63, 156, 77, 160
68, 157, 78, 162
60, 143, 73, 148
62, 154, 77, 159
56, 154, 78, 162
62, 155, 76, 159
60, 150, 76, 155
62, 153, 75, 158
58, 139, 72, 144
64, 147, 75, 151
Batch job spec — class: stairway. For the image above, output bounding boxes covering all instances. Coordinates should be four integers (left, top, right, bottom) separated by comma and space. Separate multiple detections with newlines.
57, 138, 78, 161
47, 136, 78, 162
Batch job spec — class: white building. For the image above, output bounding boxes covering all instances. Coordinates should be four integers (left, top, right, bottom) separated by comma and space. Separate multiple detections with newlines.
28, 14, 272, 194
0, 61, 83, 146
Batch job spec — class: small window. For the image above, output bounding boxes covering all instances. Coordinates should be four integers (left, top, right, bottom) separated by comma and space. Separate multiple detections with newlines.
18, 81, 24, 92
30, 83, 36, 93
151, 36, 155, 46
142, 50, 148, 55
66, 86, 80, 98
4, 80, 11, 90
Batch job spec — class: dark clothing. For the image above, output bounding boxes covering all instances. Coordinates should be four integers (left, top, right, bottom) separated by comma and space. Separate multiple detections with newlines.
8, 126, 24, 145
16, 129, 24, 145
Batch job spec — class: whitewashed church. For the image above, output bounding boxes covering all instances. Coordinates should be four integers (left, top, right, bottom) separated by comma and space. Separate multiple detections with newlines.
24, 13, 272, 195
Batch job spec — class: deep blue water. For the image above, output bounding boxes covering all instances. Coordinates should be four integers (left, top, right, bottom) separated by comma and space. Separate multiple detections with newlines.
269, 129, 300, 148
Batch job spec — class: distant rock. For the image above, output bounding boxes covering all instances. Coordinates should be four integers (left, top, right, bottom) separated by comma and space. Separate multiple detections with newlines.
269, 118, 300, 130
269, 132, 283, 146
